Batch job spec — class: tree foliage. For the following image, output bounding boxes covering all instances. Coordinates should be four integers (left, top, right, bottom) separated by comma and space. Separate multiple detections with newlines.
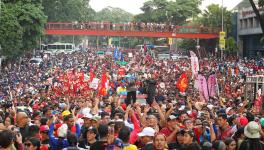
94, 7, 133, 23
195, 4, 232, 35
178, 39, 197, 51
42, 0, 95, 44
42, 0, 95, 22
226, 37, 238, 53
0, 0, 46, 58
135, 0, 202, 25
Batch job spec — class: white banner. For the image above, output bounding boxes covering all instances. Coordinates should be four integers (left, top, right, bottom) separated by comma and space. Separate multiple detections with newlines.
128, 53, 133, 58
89, 78, 99, 89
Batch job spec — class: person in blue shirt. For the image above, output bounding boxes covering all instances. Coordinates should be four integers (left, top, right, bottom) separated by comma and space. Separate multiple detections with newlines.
48, 115, 81, 150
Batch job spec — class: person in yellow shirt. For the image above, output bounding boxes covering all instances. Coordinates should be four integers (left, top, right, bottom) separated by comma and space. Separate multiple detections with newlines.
116, 83, 127, 96
118, 126, 138, 150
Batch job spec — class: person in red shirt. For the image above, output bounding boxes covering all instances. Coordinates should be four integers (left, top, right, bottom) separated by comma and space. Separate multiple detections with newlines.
160, 115, 179, 142
217, 113, 234, 140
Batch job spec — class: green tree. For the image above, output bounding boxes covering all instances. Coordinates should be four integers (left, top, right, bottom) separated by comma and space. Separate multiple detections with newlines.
13, 1, 47, 51
226, 37, 238, 54
42, 0, 95, 22
0, 0, 46, 58
95, 7, 133, 23
0, 2, 23, 58
190, 4, 233, 54
196, 4, 232, 35
135, 0, 202, 25
178, 39, 197, 51
249, 0, 264, 35
42, 0, 95, 44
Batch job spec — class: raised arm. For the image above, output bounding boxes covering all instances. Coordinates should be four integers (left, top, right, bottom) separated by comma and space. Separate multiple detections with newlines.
152, 102, 165, 127
129, 110, 140, 144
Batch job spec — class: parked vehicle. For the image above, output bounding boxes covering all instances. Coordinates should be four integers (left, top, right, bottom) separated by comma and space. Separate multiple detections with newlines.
29, 57, 43, 66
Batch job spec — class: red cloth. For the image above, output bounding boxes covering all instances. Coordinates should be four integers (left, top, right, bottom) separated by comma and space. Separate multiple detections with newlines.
218, 125, 233, 140
98, 73, 108, 96
129, 113, 140, 144
237, 116, 248, 126
118, 68, 126, 76
89, 69, 95, 83
160, 127, 176, 142
41, 145, 49, 150
176, 72, 188, 93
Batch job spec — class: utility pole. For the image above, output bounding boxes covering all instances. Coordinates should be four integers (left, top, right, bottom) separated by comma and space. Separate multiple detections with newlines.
221, 0, 224, 32
221, 0, 224, 61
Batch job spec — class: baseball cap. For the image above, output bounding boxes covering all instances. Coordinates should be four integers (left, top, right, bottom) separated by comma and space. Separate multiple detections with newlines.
226, 107, 233, 114
40, 125, 49, 132
91, 115, 101, 121
87, 127, 98, 135
237, 116, 248, 127
176, 129, 185, 135
167, 115, 177, 121
137, 127, 155, 137
207, 104, 214, 110
183, 130, 195, 137
32, 104, 39, 110
82, 113, 93, 119
61, 110, 71, 117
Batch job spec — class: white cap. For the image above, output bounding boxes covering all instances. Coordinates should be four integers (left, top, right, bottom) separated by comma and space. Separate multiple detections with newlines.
207, 104, 214, 110
226, 107, 233, 114
82, 107, 91, 115
179, 105, 185, 111
137, 127, 155, 137
168, 115, 177, 121
82, 113, 93, 119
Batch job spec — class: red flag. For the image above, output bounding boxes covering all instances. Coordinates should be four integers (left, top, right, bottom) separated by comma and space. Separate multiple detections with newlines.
98, 73, 108, 96
89, 69, 95, 83
176, 72, 189, 93
118, 67, 126, 76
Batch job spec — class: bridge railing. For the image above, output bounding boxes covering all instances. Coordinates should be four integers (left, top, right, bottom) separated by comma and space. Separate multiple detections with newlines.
45, 22, 221, 34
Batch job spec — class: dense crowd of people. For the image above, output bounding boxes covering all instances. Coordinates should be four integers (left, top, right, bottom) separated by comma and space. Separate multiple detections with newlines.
0, 46, 263, 150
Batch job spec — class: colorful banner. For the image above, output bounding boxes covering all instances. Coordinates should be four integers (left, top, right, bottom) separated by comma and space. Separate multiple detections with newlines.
253, 89, 263, 114
114, 48, 119, 61
219, 31, 226, 50
176, 72, 189, 93
207, 74, 217, 97
198, 74, 209, 102
190, 51, 199, 77
190, 51, 197, 57
108, 38, 112, 46
190, 57, 199, 76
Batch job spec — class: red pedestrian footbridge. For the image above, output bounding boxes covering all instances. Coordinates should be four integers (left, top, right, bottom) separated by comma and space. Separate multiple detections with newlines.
44, 22, 220, 39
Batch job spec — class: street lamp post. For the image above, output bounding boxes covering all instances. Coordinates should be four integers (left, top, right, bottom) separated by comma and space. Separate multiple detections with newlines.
221, 0, 224, 32
221, 0, 224, 61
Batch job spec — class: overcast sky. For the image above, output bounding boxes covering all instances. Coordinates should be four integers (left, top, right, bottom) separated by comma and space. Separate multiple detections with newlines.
90, 0, 243, 14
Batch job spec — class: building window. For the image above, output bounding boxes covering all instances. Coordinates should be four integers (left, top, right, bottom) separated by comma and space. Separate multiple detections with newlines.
249, 18, 253, 28
243, 19, 247, 29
